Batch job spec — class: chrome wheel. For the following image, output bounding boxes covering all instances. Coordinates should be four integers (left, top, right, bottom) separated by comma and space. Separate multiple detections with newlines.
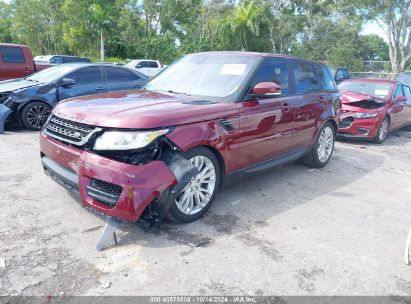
378, 119, 389, 141
26, 104, 50, 129
175, 155, 216, 215
317, 126, 334, 163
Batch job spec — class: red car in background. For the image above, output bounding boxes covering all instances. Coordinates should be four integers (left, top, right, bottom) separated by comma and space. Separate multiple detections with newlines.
0, 44, 51, 81
337, 79, 411, 143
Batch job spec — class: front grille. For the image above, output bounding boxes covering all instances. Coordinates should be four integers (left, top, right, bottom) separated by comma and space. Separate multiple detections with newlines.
45, 115, 98, 145
86, 179, 122, 208
339, 117, 354, 129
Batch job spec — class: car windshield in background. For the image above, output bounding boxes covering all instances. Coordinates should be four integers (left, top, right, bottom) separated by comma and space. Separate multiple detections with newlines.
26, 65, 78, 83
144, 53, 259, 102
338, 81, 392, 100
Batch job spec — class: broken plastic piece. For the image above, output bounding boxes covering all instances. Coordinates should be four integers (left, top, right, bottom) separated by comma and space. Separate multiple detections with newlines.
405, 227, 411, 265
96, 216, 122, 251
0, 104, 12, 134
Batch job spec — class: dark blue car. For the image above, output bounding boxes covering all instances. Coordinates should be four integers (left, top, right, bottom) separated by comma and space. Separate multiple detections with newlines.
0, 63, 148, 132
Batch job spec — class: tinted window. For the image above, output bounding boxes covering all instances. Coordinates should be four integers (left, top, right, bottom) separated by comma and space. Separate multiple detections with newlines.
138, 61, 149, 68
316, 66, 336, 91
51, 56, 63, 64
104, 67, 139, 82
294, 62, 319, 94
68, 67, 102, 85
0, 46, 25, 64
252, 59, 289, 96
149, 61, 158, 68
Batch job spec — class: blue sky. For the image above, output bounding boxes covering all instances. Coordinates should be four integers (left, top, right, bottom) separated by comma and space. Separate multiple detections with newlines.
361, 21, 387, 42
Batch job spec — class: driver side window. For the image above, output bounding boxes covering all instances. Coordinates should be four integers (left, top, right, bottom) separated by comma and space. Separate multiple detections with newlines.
252, 59, 289, 96
66, 67, 102, 85
393, 85, 404, 99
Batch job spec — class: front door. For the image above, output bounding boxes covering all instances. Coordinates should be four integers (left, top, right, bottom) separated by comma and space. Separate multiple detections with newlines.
237, 58, 294, 169
58, 66, 107, 101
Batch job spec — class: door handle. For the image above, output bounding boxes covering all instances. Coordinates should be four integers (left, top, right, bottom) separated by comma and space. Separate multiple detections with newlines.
281, 103, 291, 113
133, 85, 141, 89
95, 87, 105, 91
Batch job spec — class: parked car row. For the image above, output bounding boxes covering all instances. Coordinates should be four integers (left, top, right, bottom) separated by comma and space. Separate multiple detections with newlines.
1, 49, 410, 227
0, 63, 148, 132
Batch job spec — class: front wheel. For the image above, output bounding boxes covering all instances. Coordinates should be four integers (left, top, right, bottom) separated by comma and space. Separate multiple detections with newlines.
374, 117, 389, 144
302, 122, 335, 168
21, 101, 52, 131
168, 147, 220, 223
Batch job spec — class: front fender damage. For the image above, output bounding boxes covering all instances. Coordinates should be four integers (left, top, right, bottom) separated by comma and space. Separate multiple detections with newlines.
96, 145, 198, 251
0, 104, 12, 134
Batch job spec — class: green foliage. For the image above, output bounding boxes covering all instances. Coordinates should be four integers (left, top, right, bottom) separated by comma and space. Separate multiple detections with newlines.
0, 0, 395, 71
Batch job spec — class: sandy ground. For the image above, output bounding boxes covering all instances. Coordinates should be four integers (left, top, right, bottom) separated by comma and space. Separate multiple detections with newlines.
1, 126, 411, 296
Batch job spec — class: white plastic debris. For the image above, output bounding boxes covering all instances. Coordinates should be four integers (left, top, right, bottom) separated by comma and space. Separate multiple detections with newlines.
0, 258, 5, 268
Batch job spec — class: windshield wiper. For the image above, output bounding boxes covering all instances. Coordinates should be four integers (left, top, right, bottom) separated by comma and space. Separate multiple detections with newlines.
166, 90, 191, 96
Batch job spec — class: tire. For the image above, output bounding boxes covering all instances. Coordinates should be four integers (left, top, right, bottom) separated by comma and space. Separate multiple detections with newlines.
21, 101, 52, 131
373, 116, 390, 144
302, 122, 335, 168
168, 147, 221, 223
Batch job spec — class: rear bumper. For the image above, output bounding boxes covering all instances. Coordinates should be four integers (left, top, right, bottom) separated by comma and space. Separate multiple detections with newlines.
40, 134, 176, 222
338, 116, 380, 139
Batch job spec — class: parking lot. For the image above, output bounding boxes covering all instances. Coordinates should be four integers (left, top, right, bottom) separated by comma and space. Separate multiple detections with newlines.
1, 126, 411, 296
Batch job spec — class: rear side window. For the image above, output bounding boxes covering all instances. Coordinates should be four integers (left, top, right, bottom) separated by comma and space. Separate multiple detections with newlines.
316, 66, 336, 91
68, 67, 102, 85
104, 67, 140, 82
149, 61, 158, 68
252, 59, 289, 96
0, 46, 25, 64
293, 62, 320, 94
51, 56, 63, 64
138, 61, 149, 68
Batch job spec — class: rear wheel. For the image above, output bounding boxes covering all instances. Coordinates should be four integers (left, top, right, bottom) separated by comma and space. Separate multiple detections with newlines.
168, 147, 220, 223
302, 122, 335, 168
374, 117, 389, 144
21, 101, 51, 131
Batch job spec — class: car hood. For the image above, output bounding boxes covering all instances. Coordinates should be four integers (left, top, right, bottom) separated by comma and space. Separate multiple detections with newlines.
340, 89, 386, 104
53, 90, 238, 129
0, 79, 39, 93
340, 90, 386, 112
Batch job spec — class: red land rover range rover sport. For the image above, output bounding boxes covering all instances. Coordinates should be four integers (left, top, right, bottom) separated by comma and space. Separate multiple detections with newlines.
40, 52, 341, 223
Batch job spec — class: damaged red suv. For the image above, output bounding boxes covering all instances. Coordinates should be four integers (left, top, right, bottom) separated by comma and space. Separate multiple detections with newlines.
40, 52, 340, 223
338, 79, 411, 143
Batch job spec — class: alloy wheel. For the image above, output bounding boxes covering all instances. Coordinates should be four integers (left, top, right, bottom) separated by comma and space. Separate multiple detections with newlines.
175, 155, 217, 215
378, 119, 389, 141
26, 104, 51, 129
317, 126, 334, 163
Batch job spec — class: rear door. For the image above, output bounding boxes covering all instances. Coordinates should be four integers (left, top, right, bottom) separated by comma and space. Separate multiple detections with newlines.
103, 66, 145, 92
402, 85, 411, 125
391, 84, 408, 129
0, 46, 33, 80
237, 58, 294, 168
290, 61, 324, 150
58, 66, 106, 101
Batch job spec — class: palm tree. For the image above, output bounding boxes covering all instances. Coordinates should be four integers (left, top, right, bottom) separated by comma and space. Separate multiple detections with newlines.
220, 1, 262, 50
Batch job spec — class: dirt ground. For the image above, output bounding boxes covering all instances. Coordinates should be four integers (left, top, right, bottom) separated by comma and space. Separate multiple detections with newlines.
1, 126, 411, 296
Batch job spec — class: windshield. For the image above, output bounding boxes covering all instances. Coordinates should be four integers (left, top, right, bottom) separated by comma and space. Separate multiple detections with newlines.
398, 73, 411, 86
26, 65, 78, 83
338, 81, 393, 100
144, 53, 259, 102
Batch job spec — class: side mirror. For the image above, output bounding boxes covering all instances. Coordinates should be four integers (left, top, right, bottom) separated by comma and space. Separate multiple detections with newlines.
395, 95, 407, 102
252, 82, 282, 98
60, 78, 76, 87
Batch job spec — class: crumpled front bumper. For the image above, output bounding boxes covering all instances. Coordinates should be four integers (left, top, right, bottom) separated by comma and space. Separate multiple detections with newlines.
337, 114, 380, 139
0, 104, 12, 134
40, 134, 177, 222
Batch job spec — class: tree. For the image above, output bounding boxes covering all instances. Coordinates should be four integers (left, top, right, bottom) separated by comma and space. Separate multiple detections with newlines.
356, 0, 411, 73
0, 1, 13, 43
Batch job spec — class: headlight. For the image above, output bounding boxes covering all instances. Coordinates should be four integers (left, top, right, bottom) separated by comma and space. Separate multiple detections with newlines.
93, 129, 169, 150
353, 112, 378, 119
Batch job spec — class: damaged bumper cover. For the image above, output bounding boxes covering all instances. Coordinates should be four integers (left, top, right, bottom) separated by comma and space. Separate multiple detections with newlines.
337, 114, 380, 139
40, 134, 195, 222
0, 104, 12, 134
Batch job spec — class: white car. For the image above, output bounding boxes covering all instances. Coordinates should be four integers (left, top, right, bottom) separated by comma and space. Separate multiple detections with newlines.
126, 59, 165, 77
